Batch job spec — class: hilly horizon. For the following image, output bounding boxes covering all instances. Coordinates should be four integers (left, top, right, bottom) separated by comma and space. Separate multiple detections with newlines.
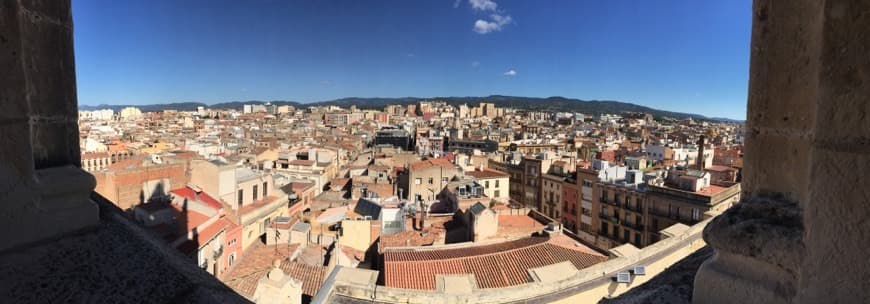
78, 95, 744, 122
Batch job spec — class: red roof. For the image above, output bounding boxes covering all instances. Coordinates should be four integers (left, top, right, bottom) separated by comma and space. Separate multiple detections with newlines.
289, 159, 315, 166
222, 242, 325, 298
176, 217, 230, 255
237, 196, 282, 216
466, 168, 510, 179
383, 235, 607, 290
196, 218, 230, 246
171, 205, 211, 232
170, 187, 223, 210
408, 158, 454, 170
706, 165, 735, 172
696, 184, 728, 196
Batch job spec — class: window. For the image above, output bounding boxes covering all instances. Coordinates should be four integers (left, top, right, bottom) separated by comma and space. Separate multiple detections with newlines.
623, 229, 630, 242
428, 177, 434, 184
253, 185, 258, 201
229, 253, 236, 266
495, 180, 500, 187
485, 181, 489, 188
415, 178, 421, 185
237, 189, 244, 206
600, 222, 608, 234
692, 208, 700, 221
263, 182, 268, 197
442, 177, 448, 183
494, 190, 500, 197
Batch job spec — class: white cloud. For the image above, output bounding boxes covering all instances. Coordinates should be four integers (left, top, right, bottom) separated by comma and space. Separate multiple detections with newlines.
471, 61, 481, 68
469, 0, 497, 11
453, 0, 462, 8
473, 14, 512, 34
503, 69, 517, 77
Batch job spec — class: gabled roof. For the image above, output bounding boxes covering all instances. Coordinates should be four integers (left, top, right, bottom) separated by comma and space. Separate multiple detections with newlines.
383, 235, 607, 290
465, 168, 510, 179
170, 186, 223, 210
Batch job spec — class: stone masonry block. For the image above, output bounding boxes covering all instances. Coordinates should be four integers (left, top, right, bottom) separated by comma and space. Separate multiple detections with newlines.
741, 133, 811, 203
30, 121, 72, 169
0, 0, 28, 120
19, 9, 76, 117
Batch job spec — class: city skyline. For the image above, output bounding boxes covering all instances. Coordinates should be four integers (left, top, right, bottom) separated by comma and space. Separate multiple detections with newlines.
73, 0, 751, 120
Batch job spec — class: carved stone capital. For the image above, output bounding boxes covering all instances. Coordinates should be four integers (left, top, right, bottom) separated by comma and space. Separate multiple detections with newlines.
0, 166, 98, 252
693, 195, 804, 304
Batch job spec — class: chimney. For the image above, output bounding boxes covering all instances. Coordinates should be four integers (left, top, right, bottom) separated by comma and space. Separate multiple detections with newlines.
696, 135, 707, 169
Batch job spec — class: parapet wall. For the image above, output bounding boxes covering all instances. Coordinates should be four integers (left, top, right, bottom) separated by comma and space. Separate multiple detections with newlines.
315, 218, 710, 304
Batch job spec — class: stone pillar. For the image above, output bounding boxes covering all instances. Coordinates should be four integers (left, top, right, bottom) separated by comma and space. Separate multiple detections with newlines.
0, 0, 98, 251
694, 0, 870, 303
798, 0, 870, 302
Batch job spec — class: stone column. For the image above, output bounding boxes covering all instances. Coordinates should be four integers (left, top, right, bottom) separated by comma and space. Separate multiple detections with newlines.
0, 0, 98, 251
694, 0, 870, 303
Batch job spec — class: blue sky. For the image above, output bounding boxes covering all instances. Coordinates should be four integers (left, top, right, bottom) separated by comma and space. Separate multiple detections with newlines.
73, 0, 751, 119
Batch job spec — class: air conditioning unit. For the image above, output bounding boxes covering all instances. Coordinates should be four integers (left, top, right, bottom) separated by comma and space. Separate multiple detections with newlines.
615, 271, 631, 284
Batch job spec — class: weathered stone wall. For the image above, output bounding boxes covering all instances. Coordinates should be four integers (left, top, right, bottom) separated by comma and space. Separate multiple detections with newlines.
695, 1, 870, 303
799, 0, 870, 302
0, 0, 97, 251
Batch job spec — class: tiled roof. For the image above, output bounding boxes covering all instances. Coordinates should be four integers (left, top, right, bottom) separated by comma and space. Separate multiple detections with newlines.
170, 187, 223, 210
383, 235, 607, 290
289, 159, 315, 166
222, 242, 326, 299
282, 262, 327, 296
706, 165, 734, 172
236, 196, 281, 216
465, 168, 510, 179
408, 158, 454, 170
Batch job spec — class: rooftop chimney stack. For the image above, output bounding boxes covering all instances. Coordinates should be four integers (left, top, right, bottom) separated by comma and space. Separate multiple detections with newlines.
696, 135, 707, 170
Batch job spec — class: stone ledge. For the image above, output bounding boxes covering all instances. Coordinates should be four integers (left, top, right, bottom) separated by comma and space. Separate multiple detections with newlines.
0, 193, 250, 304
599, 246, 713, 304
702, 195, 804, 272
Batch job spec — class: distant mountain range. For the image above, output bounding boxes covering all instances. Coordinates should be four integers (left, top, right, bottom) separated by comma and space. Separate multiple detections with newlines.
78, 95, 743, 122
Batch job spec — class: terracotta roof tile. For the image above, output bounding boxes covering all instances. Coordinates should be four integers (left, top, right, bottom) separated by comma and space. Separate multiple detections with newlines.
170, 187, 223, 210
222, 242, 327, 298
465, 168, 510, 179
383, 235, 606, 290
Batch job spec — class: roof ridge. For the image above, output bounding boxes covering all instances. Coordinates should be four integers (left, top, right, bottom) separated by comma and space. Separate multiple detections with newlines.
386, 237, 549, 262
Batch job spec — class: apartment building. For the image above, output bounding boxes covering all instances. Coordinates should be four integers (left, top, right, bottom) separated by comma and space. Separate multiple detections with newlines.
464, 168, 510, 204
398, 158, 459, 205
540, 173, 564, 219
190, 160, 289, 251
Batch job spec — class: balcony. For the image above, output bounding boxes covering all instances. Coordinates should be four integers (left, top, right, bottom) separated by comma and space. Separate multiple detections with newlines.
600, 198, 619, 207
623, 221, 644, 231
599, 213, 619, 224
